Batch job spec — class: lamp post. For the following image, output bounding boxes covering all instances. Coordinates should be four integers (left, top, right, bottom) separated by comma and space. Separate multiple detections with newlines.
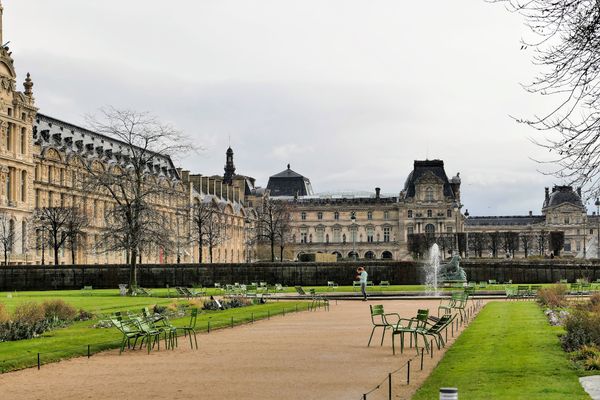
452, 202, 460, 255
464, 209, 469, 259
596, 198, 600, 258
351, 213, 357, 261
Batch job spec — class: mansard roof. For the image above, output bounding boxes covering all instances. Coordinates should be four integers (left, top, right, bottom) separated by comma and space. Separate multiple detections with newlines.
267, 164, 314, 197
543, 185, 584, 210
34, 113, 180, 180
466, 215, 546, 227
402, 160, 455, 199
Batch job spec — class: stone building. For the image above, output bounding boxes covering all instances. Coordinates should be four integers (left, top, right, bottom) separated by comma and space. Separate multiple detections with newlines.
0, 3, 253, 265
466, 185, 598, 258
269, 160, 464, 261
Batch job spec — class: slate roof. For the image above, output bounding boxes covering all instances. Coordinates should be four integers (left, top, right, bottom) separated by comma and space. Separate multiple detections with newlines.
402, 160, 455, 199
543, 185, 584, 209
267, 164, 314, 197
34, 113, 180, 180
466, 215, 546, 227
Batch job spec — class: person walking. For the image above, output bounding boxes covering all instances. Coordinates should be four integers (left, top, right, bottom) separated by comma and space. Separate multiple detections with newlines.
357, 267, 368, 301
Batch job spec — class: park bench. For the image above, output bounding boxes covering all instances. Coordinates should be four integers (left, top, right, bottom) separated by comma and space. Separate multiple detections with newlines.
352, 281, 361, 291
81, 285, 93, 295
379, 280, 390, 288
327, 281, 339, 291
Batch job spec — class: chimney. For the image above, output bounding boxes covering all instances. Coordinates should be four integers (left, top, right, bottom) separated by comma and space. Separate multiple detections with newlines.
181, 170, 190, 182
577, 187, 582, 198
545, 187, 549, 201
375, 187, 381, 199
529, 210, 532, 216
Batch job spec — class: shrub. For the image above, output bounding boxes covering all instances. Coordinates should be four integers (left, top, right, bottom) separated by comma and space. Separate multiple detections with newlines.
538, 285, 568, 308
42, 300, 77, 322
571, 345, 600, 362
12, 302, 45, 325
583, 355, 600, 370
0, 303, 9, 323
561, 309, 600, 352
74, 309, 93, 321
0, 320, 50, 341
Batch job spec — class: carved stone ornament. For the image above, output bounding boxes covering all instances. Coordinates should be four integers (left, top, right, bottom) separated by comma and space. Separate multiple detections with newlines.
0, 76, 14, 91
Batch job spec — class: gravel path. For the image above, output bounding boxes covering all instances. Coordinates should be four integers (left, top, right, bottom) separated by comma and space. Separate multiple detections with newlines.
0, 300, 475, 400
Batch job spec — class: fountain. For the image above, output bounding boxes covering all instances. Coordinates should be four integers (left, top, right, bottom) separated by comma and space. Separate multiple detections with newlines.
425, 243, 442, 295
424, 243, 467, 295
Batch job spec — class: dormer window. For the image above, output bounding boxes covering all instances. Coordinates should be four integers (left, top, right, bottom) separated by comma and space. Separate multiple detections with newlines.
426, 187, 434, 202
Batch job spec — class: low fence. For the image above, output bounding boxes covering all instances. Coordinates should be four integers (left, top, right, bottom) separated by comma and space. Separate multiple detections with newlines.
2, 260, 600, 291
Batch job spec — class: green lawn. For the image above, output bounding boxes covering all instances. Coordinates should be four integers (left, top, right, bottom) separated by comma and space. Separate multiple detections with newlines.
412, 302, 589, 400
0, 289, 309, 372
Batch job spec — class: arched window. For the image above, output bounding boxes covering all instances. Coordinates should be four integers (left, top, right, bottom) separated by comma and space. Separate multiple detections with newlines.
365, 251, 375, 259
426, 187, 434, 202
425, 224, 435, 234
382, 251, 393, 259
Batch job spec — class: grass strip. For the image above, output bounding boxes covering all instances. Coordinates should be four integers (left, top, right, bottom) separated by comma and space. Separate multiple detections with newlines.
0, 301, 308, 373
412, 302, 589, 400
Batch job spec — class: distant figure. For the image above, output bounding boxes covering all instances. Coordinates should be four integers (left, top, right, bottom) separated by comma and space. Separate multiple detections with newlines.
357, 267, 368, 301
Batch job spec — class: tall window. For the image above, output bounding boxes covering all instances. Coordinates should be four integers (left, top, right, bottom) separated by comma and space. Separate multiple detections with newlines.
317, 212, 323, 220
6, 168, 11, 202
334, 211, 339, 221
425, 224, 435, 234
20, 128, 26, 154
407, 227, 414, 235
301, 212, 307, 221
48, 166, 53, 183
367, 227, 374, 243
426, 187, 434, 202
367, 211, 373, 220
316, 228, 324, 243
408, 210, 413, 218
383, 227, 390, 242
447, 227, 453, 233
20, 171, 26, 202
333, 228, 341, 242
48, 191, 53, 207
300, 229, 308, 243
447, 209, 452, 217
427, 209, 433, 218
6, 123, 12, 151
325, 234, 329, 243
384, 211, 389, 220
350, 226, 357, 242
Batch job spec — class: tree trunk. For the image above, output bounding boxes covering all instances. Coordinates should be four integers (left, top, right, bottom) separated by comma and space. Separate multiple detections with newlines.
280, 245, 284, 262
209, 244, 213, 263
270, 238, 275, 262
198, 239, 203, 264
70, 238, 76, 264
53, 234, 60, 267
3, 248, 7, 266
129, 248, 138, 290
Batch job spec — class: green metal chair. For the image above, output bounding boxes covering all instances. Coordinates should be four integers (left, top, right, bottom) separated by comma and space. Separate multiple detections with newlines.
420, 313, 456, 352
391, 309, 429, 355
131, 317, 164, 354
176, 308, 199, 349
111, 318, 144, 354
367, 304, 399, 347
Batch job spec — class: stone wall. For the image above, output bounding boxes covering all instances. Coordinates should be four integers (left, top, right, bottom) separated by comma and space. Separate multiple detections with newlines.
1, 260, 600, 291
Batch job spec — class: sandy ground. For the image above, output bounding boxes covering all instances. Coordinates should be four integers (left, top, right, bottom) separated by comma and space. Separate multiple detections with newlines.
0, 299, 479, 400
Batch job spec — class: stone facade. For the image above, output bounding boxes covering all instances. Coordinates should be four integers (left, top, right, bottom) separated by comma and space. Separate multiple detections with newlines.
272, 160, 464, 261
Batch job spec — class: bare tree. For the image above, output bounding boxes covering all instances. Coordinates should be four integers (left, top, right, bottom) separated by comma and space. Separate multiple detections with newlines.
33, 207, 73, 266
64, 207, 88, 264
521, 231, 534, 258
192, 199, 214, 263
469, 232, 488, 258
275, 206, 292, 262
537, 229, 549, 255
493, 1, 600, 196
83, 108, 191, 288
255, 199, 292, 262
0, 213, 16, 265
488, 231, 502, 258
203, 206, 228, 263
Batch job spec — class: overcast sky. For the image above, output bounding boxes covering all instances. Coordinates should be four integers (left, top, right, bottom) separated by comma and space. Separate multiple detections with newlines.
4, 0, 578, 215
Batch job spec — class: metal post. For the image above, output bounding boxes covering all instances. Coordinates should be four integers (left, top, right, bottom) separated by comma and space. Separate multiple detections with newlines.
37, 353, 40, 370
363, 394, 367, 400
231, 316, 234, 328
388, 373, 392, 400
407, 360, 411, 384
208, 321, 211, 333
420, 348, 424, 370
451, 321, 454, 337
87, 344, 90, 358
431, 340, 434, 358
